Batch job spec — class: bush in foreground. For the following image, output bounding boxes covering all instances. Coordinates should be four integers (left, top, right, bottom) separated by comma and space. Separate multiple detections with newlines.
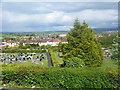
2, 66, 119, 89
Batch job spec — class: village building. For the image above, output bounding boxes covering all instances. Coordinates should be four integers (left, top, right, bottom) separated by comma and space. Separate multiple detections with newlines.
0, 40, 19, 49
19, 38, 64, 46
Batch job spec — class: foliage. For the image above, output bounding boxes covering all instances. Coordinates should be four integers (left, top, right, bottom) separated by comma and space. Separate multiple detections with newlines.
98, 33, 117, 48
1, 49, 46, 53
111, 32, 119, 60
64, 57, 85, 68
59, 19, 103, 67
97, 30, 119, 61
19, 43, 39, 49
2, 65, 119, 89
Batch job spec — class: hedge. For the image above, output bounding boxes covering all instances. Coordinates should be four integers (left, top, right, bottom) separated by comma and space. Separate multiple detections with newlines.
1, 67, 119, 89
1, 49, 46, 53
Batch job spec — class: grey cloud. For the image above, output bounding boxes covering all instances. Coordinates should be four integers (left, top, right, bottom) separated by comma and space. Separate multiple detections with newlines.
2, 2, 53, 14
47, 2, 118, 13
2, 2, 117, 14
2, 2, 118, 32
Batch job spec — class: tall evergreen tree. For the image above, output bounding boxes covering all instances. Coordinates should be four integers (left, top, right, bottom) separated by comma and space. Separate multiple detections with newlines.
60, 19, 103, 67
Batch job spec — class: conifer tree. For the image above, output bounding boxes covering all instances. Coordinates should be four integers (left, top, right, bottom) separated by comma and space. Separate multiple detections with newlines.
60, 19, 103, 67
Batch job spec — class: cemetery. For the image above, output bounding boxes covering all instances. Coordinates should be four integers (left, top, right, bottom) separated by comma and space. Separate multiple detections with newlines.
0, 52, 47, 65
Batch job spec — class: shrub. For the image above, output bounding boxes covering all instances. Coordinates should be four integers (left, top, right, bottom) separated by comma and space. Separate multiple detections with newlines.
2, 67, 119, 89
64, 57, 85, 68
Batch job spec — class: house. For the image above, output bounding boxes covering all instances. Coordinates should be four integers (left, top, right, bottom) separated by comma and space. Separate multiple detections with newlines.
20, 40, 39, 46
39, 41, 48, 46
20, 38, 65, 47
59, 34, 66, 37
48, 38, 62, 46
0, 41, 19, 48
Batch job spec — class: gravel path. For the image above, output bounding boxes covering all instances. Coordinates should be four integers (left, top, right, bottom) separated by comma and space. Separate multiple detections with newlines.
46, 49, 53, 67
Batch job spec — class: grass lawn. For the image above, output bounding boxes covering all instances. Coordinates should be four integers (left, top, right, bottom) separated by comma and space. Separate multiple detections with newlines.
2, 59, 48, 70
101, 59, 118, 68
49, 50, 63, 67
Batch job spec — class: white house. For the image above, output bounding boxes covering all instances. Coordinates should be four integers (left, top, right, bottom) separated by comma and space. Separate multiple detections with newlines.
39, 39, 62, 46
20, 39, 66, 47
1, 41, 19, 47
59, 34, 66, 37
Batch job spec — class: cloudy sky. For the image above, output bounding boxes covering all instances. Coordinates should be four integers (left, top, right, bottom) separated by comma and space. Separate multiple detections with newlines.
1, 2, 118, 32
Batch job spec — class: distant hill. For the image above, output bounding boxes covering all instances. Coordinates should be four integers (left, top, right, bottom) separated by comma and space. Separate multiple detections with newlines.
1, 28, 118, 34
93, 28, 118, 32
